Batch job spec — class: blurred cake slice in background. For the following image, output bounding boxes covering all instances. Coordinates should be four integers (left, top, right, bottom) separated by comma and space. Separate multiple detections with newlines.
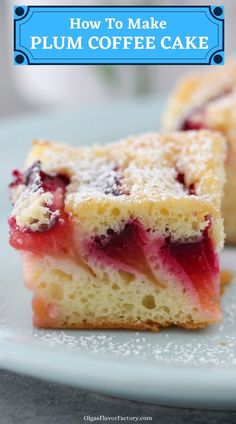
162, 59, 236, 244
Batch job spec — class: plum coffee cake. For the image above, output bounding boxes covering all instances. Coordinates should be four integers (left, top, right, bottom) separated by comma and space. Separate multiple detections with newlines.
162, 59, 236, 244
9, 131, 226, 331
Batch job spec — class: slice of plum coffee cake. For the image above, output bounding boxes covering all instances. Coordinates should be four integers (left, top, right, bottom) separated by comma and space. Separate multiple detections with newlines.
162, 59, 236, 244
9, 131, 226, 331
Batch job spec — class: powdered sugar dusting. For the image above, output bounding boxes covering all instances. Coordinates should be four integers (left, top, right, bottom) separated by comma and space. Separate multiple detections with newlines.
68, 159, 129, 199
25, 131, 225, 205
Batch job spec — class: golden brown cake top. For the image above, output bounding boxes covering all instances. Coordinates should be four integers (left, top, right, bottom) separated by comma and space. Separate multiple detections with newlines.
10, 131, 226, 246
162, 59, 236, 131
25, 130, 225, 202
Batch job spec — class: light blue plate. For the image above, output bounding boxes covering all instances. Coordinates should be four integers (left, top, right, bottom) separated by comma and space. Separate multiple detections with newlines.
1, 99, 236, 410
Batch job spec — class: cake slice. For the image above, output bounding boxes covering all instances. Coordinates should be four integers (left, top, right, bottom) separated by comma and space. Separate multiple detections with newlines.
162, 59, 236, 244
9, 131, 226, 331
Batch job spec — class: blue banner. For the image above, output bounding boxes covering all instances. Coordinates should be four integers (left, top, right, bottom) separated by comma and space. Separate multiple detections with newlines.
14, 6, 224, 65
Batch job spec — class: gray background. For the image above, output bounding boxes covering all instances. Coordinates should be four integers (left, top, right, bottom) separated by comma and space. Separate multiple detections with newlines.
1, 370, 236, 424
1, 0, 235, 120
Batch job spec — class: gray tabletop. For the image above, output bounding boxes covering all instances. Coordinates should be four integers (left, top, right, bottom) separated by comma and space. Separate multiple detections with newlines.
0, 370, 236, 424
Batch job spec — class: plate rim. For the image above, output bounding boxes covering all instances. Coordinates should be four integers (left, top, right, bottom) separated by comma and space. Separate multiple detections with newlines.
1, 102, 236, 409
1, 330, 236, 409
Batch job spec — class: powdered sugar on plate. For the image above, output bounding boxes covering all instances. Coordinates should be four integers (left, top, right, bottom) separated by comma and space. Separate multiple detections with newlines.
30, 299, 236, 367
1, 246, 235, 368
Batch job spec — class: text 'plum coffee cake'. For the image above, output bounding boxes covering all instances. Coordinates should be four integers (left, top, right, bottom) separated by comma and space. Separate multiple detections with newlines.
162, 59, 236, 244
9, 131, 226, 331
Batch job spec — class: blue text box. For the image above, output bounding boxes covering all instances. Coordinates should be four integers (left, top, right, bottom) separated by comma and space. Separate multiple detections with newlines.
14, 6, 224, 65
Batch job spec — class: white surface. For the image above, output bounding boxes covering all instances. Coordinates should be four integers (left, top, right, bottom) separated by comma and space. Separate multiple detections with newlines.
1, 100, 236, 409
3, 0, 235, 115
